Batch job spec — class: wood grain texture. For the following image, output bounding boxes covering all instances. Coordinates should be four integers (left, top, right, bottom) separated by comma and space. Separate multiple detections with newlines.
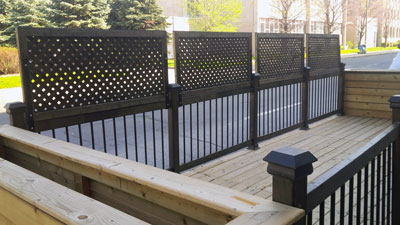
344, 71, 400, 119
0, 158, 148, 225
0, 125, 304, 225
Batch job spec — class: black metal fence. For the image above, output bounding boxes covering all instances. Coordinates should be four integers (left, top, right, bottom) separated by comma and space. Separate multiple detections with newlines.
266, 122, 399, 225
8, 27, 343, 172
266, 96, 400, 225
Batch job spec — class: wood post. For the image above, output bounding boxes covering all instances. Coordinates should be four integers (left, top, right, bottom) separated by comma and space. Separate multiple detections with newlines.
301, 67, 311, 130
248, 73, 261, 150
264, 147, 317, 225
389, 94, 400, 225
338, 63, 346, 116
168, 84, 181, 172
4, 102, 29, 130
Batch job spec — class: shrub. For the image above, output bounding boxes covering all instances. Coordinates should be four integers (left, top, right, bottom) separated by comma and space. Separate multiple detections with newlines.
0, 47, 19, 75
346, 41, 354, 49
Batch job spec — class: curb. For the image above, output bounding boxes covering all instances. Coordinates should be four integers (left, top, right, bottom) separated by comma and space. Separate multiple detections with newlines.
341, 50, 399, 58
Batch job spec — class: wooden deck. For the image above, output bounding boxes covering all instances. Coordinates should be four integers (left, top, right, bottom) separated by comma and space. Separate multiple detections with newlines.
183, 115, 392, 200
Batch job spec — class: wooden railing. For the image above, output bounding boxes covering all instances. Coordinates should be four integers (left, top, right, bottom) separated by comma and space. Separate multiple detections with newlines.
0, 124, 303, 225
265, 94, 400, 225
6, 27, 344, 173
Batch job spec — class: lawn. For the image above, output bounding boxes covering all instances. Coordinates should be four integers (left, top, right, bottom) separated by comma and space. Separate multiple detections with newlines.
341, 46, 398, 54
0, 75, 21, 89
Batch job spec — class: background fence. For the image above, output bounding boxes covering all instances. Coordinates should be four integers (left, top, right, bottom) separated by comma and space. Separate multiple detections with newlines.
8, 27, 343, 172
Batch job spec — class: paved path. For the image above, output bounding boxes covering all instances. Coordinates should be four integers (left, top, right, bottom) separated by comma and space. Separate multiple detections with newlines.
342, 50, 400, 70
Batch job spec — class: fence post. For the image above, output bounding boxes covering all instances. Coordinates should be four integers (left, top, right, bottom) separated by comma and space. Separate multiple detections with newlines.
389, 94, 400, 225
301, 67, 311, 130
4, 102, 29, 130
338, 63, 346, 116
264, 147, 317, 225
248, 73, 261, 150
168, 84, 181, 172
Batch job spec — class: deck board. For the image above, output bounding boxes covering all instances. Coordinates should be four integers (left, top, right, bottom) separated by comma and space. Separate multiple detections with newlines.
183, 115, 392, 200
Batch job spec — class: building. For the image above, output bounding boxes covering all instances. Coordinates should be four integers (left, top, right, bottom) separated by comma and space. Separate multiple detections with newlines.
157, 0, 400, 49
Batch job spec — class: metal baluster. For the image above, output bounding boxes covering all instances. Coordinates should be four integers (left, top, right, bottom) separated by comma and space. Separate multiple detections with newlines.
113, 118, 118, 156
349, 177, 354, 225
340, 185, 345, 225
152, 111, 156, 167
364, 164, 369, 225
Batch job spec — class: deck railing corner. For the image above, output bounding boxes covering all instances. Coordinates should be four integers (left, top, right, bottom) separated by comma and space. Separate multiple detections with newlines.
4, 101, 28, 130
264, 147, 317, 225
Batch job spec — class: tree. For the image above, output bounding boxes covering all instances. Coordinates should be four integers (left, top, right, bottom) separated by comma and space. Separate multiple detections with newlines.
184, 0, 243, 32
108, 0, 167, 30
314, 0, 343, 34
48, 0, 110, 29
270, 0, 303, 33
347, 0, 378, 47
1, 0, 51, 45
0, 0, 10, 44
377, 0, 392, 47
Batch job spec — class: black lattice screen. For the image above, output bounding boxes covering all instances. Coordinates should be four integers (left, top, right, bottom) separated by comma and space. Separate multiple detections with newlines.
307, 34, 340, 77
17, 27, 168, 115
174, 32, 252, 92
256, 33, 304, 82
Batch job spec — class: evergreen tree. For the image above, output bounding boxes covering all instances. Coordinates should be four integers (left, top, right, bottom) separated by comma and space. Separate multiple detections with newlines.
1, 0, 51, 45
48, 0, 110, 29
0, 0, 10, 44
0, 0, 10, 30
108, 0, 167, 30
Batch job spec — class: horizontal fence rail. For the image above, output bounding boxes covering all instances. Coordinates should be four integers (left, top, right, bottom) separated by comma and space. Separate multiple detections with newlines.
8, 27, 343, 172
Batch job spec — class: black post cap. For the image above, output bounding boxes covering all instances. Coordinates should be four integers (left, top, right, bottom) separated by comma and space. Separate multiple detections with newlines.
251, 72, 261, 79
264, 147, 317, 180
389, 95, 400, 108
4, 102, 26, 113
168, 83, 181, 89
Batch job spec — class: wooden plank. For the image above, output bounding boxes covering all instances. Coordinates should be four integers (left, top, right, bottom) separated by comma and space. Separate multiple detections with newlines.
0, 158, 148, 225
0, 213, 15, 225
344, 87, 400, 97
345, 73, 400, 82
345, 109, 392, 119
344, 94, 392, 104
89, 181, 205, 225
344, 102, 391, 112
0, 125, 304, 225
0, 186, 64, 225
345, 81, 400, 90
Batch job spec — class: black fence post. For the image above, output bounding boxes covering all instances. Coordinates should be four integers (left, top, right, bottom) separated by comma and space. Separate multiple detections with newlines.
4, 102, 29, 130
264, 147, 317, 225
248, 73, 261, 150
389, 94, 400, 225
338, 63, 346, 116
301, 67, 311, 130
168, 84, 181, 172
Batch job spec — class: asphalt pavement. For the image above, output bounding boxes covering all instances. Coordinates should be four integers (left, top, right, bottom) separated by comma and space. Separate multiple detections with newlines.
342, 50, 400, 70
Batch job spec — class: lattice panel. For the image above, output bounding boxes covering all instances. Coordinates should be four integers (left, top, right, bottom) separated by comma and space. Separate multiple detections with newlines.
308, 35, 340, 76
175, 34, 251, 91
257, 35, 304, 81
23, 33, 166, 113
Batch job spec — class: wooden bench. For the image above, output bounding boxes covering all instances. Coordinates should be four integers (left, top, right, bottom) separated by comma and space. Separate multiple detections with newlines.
0, 157, 148, 225
0, 125, 303, 225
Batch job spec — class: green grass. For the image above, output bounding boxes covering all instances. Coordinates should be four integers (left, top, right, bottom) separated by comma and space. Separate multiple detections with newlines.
341, 47, 397, 54
0, 75, 21, 89
168, 59, 174, 68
